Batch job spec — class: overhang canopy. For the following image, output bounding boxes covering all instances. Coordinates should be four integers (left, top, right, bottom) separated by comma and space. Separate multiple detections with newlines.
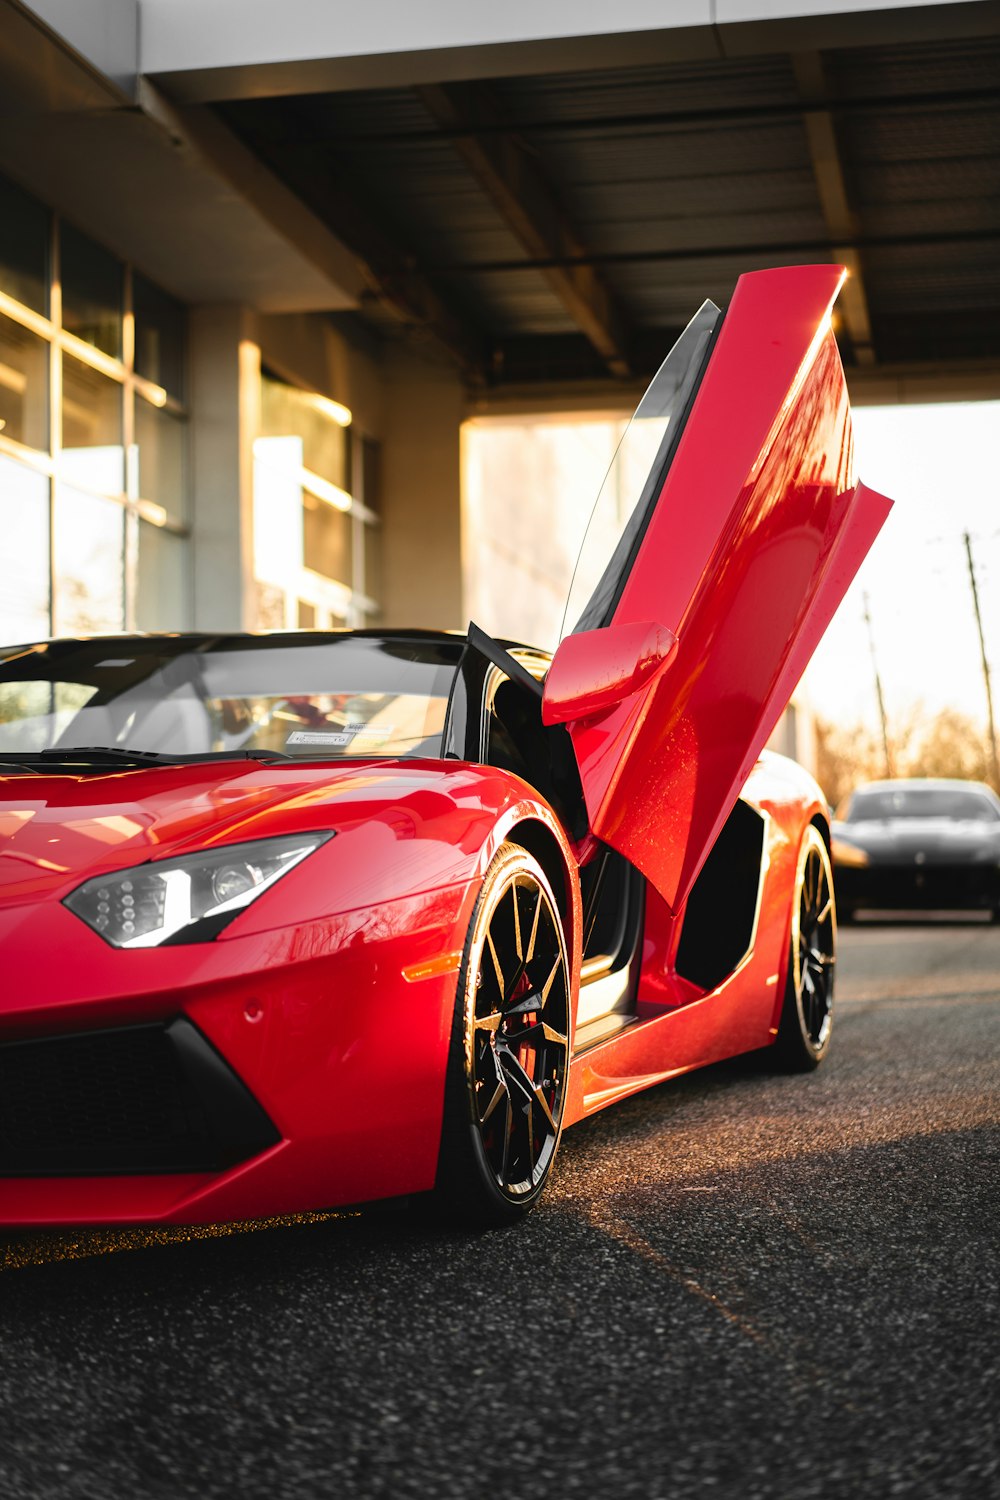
3, 0, 999, 400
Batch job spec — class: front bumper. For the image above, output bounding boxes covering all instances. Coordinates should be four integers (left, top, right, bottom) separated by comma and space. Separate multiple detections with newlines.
835, 862, 1000, 912
0, 880, 473, 1226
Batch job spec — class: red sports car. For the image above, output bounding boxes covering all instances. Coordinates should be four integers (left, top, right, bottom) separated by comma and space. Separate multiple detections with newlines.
0, 265, 891, 1228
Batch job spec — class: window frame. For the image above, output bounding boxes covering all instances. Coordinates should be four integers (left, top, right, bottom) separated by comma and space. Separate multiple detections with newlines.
0, 206, 189, 636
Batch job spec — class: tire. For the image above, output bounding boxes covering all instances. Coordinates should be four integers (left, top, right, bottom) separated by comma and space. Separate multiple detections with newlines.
434, 841, 572, 1227
774, 826, 836, 1071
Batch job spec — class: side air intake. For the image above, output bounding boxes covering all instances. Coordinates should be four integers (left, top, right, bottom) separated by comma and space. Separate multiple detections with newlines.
675, 799, 766, 993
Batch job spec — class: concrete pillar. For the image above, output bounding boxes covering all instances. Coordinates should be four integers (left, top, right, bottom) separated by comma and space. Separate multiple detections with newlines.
188, 304, 259, 630
378, 348, 465, 629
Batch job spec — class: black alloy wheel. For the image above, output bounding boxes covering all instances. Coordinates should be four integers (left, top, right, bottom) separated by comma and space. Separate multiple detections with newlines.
435, 842, 571, 1226
774, 826, 836, 1071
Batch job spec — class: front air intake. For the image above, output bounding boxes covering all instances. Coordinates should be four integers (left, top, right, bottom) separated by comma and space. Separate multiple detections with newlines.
0, 1017, 279, 1175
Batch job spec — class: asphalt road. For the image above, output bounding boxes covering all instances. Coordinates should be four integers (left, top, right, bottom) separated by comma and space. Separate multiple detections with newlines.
2, 919, 998, 1500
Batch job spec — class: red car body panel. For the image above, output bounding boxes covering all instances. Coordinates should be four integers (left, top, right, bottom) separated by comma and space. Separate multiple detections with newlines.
0, 265, 893, 1227
0, 753, 814, 1226
564, 753, 825, 1124
545, 265, 892, 915
0, 762, 580, 1224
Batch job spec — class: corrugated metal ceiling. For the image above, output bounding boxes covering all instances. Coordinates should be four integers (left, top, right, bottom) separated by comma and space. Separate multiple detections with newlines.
217, 32, 1000, 385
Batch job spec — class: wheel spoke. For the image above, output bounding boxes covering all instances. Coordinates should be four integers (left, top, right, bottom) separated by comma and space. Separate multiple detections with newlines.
530, 1086, 557, 1135
497, 1046, 537, 1106
503, 1019, 568, 1049
485, 930, 506, 997
474, 1009, 503, 1035
499, 1096, 514, 1182
505, 990, 544, 1016
517, 1099, 536, 1179
479, 1079, 507, 1127
809, 947, 835, 969
538, 953, 563, 1008
511, 878, 524, 963
524, 882, 542, 963
499, 1047, 558, 1136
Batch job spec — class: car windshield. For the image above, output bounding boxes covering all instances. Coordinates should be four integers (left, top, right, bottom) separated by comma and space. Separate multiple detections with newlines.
0, 634, 463, 762
844, 787, 1000, 823
561, 299, 721, 638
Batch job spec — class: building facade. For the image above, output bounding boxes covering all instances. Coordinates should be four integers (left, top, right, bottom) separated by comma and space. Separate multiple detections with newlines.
0, 162, 466, 642
2, 0, 998, 777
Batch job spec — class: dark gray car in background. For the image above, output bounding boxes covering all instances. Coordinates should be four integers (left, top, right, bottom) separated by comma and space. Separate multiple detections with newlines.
832, 778, 1000, 921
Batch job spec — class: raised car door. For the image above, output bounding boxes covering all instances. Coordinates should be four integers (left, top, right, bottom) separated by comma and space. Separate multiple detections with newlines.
542, 264, 892, 916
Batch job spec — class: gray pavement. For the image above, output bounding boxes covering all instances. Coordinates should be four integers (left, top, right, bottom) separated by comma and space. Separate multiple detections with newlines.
1, 919, 998, 1499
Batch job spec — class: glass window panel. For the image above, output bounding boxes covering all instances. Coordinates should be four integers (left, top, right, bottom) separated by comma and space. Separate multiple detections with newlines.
0, 679, 96, 753
133, 273, 185, 397
0, 455, 49, 643
53, 486, 124, 633
60, 353, 124, 494
0, 312, 48, 451
59, 222, 122, 358
136, 522, 188, 631
260, 373, 349, 491
297, 600, 316, 628
134, 398, 186, 518
362, 520, 380, 609
253, 437, 303, 593
303, 496, 352, 587
0, 176, 49, 316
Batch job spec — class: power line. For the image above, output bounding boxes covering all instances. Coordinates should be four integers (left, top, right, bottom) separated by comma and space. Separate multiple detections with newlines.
963, 532, 1000, 790
862, 591, 893, 779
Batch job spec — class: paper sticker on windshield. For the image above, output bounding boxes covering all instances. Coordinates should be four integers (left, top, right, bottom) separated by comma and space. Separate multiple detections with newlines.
285, 731, 353, 747
286, 726, 395, 749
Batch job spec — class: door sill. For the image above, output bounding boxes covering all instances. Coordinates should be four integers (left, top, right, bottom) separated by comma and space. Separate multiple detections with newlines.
573, 1012, 638, 1056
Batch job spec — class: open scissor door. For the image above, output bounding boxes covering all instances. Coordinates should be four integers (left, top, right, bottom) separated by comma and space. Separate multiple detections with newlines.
543, 265, 892, 914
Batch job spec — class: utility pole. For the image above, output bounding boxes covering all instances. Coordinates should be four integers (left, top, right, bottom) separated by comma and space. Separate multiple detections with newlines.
963, 532, 1000, 791
863, 591, 893, 778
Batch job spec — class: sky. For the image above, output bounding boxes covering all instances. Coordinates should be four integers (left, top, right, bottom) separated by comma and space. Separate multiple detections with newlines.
802, 401, 1000, 736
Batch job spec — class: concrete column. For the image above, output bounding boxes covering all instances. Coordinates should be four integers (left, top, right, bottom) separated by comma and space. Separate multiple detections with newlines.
378, 349, 465, 630
188, 304, 259, 630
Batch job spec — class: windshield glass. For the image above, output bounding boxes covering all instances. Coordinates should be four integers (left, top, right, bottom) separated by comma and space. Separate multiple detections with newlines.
0, 635, 463, 761
844, 787, 1000, 823
561, 299, 721, 638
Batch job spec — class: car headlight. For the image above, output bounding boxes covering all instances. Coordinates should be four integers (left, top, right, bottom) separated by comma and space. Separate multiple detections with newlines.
64, 831, 334, 948
831, 836, 869, 869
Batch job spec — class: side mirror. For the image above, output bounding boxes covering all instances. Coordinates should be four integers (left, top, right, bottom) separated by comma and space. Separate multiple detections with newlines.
542, 621, 677, 725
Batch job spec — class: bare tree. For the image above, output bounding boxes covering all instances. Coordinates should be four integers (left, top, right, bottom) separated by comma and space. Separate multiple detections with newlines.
814, 706, 996, 809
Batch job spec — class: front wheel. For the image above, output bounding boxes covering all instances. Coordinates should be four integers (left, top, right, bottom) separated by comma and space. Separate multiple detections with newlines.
434, 842, 572, 1227
774, 826, 836, 1071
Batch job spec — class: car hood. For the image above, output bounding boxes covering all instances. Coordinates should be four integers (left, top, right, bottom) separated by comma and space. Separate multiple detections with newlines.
834, 817, 1000, 862
0, 758, 473, 903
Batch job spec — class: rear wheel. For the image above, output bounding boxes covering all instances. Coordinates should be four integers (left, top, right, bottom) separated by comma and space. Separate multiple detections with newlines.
774, 826, 836, 1071
434, 842, 571, 1227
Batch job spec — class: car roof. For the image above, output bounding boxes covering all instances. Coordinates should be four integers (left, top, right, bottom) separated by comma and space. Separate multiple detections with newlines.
852, 778, 995, 794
